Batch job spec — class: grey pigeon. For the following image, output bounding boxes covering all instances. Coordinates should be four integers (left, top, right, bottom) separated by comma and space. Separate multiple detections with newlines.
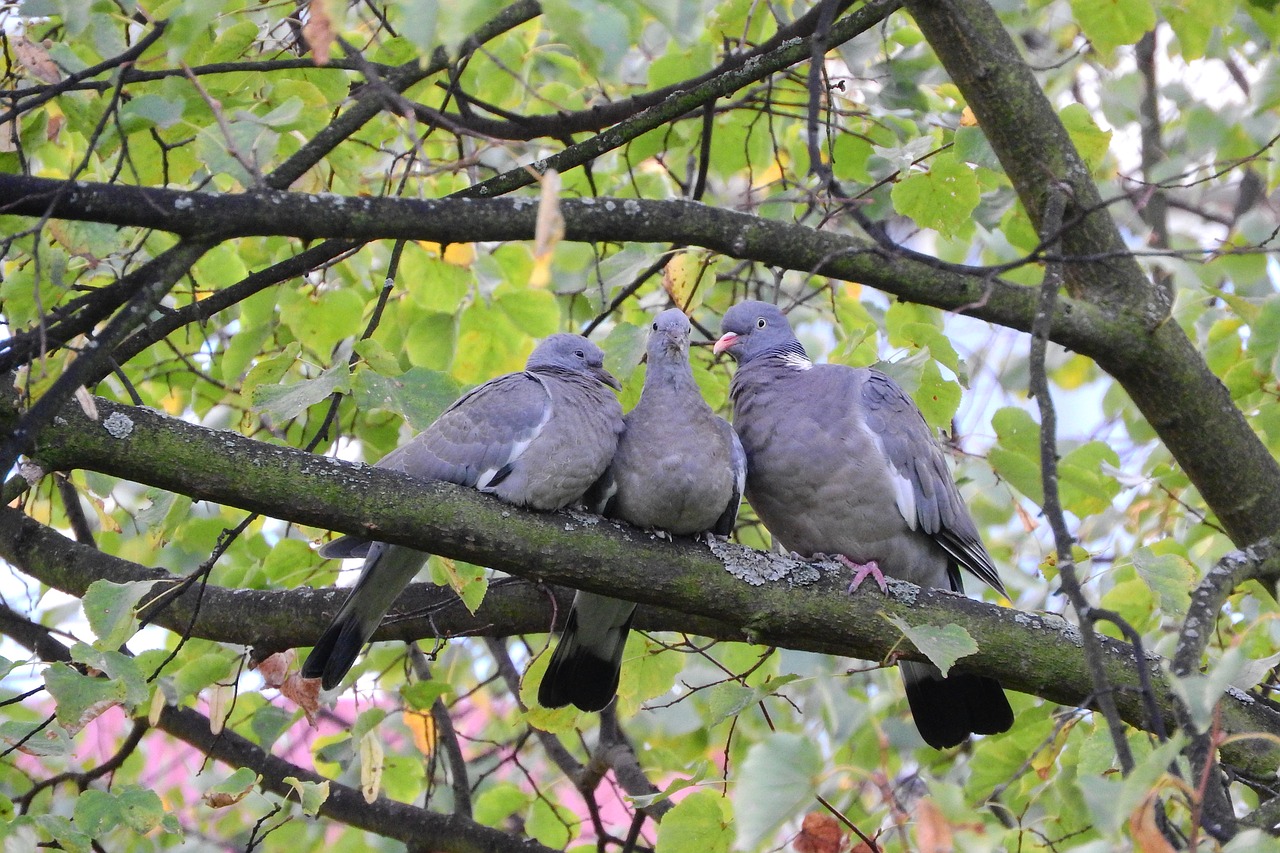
302, 334, 624, 690
714, 301, 1012, 749
538, 309, 746, 712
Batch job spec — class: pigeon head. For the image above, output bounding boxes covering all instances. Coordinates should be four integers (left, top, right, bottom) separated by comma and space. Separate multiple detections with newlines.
713, 300, 808, 365
648, 308, 692, 360
529, 333, 622, 390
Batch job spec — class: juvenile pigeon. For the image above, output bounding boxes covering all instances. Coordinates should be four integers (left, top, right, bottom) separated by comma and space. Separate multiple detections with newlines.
714, 300, 1013, 749
302, 334, 624, 690
538, 309, 746, 712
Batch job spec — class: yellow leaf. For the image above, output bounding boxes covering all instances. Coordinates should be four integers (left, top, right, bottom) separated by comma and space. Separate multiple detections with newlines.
442, 242, 475, 266
661, 251, 705, 312
403, 710, 436, 756
960, 106, 978, 127
416, 241, 476, 267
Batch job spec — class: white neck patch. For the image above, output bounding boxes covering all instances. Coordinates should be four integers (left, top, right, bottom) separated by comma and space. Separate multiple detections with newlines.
780, 352, 813, 371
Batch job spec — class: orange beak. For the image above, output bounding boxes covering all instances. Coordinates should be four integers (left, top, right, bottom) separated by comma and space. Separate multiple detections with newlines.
713, 332, 739, 355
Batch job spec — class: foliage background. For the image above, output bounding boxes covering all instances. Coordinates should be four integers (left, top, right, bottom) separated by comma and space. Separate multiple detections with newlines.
3, 0, 1280, 849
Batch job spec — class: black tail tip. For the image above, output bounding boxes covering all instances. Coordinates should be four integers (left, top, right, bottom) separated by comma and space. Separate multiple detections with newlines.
300, 619, 365, 691
905, 669, 1013, 749
538, 649, 622, 713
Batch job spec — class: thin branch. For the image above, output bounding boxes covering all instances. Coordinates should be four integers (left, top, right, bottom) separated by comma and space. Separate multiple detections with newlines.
1028, 184, 1134, 773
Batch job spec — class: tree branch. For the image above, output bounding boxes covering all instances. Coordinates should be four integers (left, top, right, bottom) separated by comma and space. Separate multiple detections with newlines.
8, 392, 1280, 780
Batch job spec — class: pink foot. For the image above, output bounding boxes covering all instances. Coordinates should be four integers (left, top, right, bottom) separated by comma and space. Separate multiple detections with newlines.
838, 556, 887, 594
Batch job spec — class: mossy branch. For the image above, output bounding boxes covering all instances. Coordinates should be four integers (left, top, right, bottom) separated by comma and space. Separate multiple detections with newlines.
6, 391, 1280, 778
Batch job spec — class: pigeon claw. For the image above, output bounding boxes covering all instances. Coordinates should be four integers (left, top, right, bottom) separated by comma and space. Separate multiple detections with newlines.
838, 556, 888, 594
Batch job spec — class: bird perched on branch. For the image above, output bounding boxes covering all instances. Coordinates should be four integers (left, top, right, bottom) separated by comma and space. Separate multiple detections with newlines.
302, 334, 624, 691
714, 300, 1012, 748
539, 308, 746, 712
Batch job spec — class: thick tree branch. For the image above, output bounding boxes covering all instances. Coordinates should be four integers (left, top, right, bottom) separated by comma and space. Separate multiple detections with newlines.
902, 0, 1280, 556
8, 392, 1280, 779
0, 175, 1115, 350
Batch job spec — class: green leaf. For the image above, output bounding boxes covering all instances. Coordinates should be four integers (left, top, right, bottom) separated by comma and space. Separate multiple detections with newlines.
657, 790, 733, 853
988, 407, 1044, 505
1058, 441, 1122, 517
83, 579, 153, 650
352, 366, 464, 431
44, 663, 127, 727
350, 708, 388, 742
1130, 546, 1197, 616
473, 782, 532, 826
731, 732, 822, 849
704, 682, 755, 728
1079, 735, 1184, 834
205, 767, 260, 807
279, 287, 367, 356
913, 359, 962, 429
496, 285, 562, 337
600, 321, 648, 384
704, 674, 806, 728
32, 815, 92, 853
1163, 0, 1233, 60
884, 616, 979, 676
171, 651, 234, 701
617, 635, 684, 713
631, 763, 712, 809
251, 356, 352, 422
403, 248, 473, 313
282, 776, 330, 816
1059, 103, 1113, 172
890, 153, 980, 238
401, 680, 453, 711
0, 719, 72, 757
1071, 0, 1157, 54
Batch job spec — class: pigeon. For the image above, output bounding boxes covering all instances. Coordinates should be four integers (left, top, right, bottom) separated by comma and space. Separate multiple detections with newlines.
302, 334, 624, 690
538, 308, 746, 712
714, 300, 1013, 749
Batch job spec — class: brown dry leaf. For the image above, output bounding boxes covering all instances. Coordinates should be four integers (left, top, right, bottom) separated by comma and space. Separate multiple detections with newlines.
1129, 791, 1177, 853
793, 812, 846, 853
280, 674, 322, 724
203, 786, 253, 808
914, 798, 954, 853
252, 650, 294, 689
530, 168, 563, 287
303, 0, 335, 66
13, 34, 62, 84
1014, 500, 1039, 532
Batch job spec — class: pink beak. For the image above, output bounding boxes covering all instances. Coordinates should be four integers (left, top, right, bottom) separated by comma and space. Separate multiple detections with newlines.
713, 332, 739, 355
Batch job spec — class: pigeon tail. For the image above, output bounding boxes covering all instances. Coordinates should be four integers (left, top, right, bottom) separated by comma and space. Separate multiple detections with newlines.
900, 660, 1014, 749
538, 606, 634, 712
302, 616, 367, 691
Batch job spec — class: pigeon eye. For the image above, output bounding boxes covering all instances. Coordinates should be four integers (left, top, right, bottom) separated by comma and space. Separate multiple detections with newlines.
756, 317, 767, 329
652, 322, 658, 331
574, 349, 585, 359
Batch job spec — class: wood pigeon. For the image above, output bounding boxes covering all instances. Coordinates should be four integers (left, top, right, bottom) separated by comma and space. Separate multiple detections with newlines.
302, 334, 624, 690
714, 300, 1013, 749
538, 308, 746, 712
